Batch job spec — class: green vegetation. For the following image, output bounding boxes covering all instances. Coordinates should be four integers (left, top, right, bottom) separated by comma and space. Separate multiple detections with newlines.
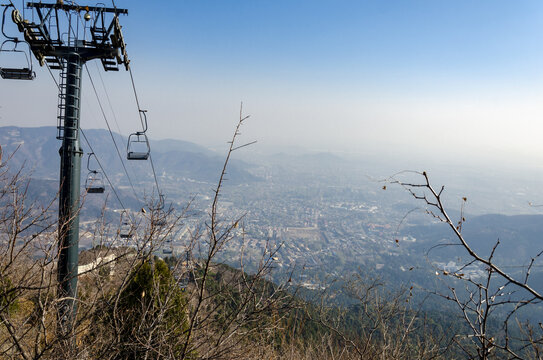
94, 258, 190, 359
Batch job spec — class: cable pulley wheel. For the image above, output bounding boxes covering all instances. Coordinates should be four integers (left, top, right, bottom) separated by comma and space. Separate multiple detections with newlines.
11, 9, 22, 25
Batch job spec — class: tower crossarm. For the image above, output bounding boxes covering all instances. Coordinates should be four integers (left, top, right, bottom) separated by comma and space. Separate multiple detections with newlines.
26, 2, 128, 15
11, 2, 129, 70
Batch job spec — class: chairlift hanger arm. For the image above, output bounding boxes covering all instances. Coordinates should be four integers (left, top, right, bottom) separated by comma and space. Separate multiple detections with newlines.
87, 152, 97, 172
139, 109, 148, 133
1, 5, 16, 40
159, 193, 165, 209
87, 154, 92, 172
26, 3, 128, 15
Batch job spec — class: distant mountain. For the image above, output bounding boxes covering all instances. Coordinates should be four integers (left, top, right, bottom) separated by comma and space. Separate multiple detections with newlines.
0, 126, 60, 179
264, 152, 348, 176
149, 138, 214, 157
270, 151, 344, 164
0, 126, 259, 184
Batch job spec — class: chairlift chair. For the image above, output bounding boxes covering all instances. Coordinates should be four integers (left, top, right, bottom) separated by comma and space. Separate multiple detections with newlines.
162, 229, 173, 254
119, 211, 133, 239
85, 171, 105, 193
0, 39, 35, 80
85, 153, 105, 193
0, 6, 35, 81
161, 234, 174, 254
120, 221, 133, 239
127, 110, 150, 160
120, 221, 132, 239
127, 132, 150, 160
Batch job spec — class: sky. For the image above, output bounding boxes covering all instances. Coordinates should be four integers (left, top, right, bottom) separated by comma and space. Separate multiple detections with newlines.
2, 0, 543, 168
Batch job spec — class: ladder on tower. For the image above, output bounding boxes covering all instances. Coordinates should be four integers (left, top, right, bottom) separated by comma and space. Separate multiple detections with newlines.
56, 64, 67, 140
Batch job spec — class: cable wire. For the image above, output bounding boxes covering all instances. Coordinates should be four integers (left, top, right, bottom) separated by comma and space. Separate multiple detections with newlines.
94, 61, 123, 136
80, 129, 127, 210
46, 8, 164, 209
128, 67, 146, 131
70, 12, 146, 208
84, 63, 140, 201
128, 66, 163, 201
74, 10, 163, 206
44, 61, 127, 211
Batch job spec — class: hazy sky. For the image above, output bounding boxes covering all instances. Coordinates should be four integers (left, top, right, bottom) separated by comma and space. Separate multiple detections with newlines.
2, 0, 543, 166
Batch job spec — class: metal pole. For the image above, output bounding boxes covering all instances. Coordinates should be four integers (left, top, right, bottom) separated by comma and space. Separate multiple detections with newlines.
57, 53, 83, 336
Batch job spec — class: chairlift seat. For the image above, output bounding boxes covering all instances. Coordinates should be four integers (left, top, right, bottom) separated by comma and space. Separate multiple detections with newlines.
0, 67, 35, 80
87, 186, 105, 194
127, 151, 149, 160
162, 249, 173, 254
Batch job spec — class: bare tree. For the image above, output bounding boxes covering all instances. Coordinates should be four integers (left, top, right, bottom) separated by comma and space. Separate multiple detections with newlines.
0, 150, 65, 359
174, 105, 297, 359
304, 272, 447, 360
389, 170, 543, 359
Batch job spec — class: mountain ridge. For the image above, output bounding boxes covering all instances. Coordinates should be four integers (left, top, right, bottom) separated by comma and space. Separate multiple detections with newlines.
0, 126, 259, 184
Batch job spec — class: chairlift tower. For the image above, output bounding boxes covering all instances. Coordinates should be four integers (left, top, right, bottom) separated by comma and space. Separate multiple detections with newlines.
2, 1, 129, 337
